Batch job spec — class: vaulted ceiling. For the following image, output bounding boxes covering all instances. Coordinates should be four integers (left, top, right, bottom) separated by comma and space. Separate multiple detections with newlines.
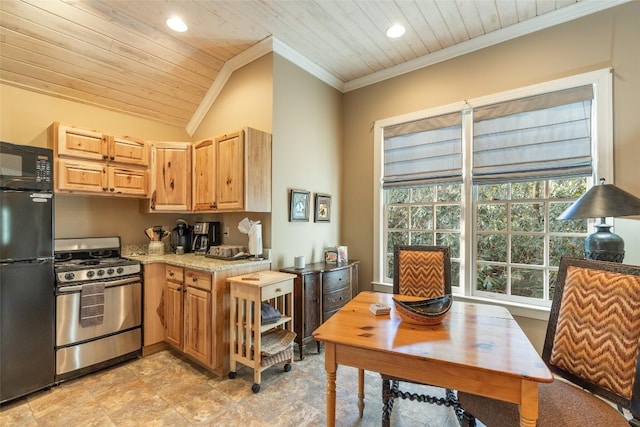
0, 0, 627, 133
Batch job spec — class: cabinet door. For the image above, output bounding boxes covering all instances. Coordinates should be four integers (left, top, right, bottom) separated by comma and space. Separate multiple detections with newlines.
110, 136, 148, 166
184, 286, 212, 365
56, 158, 107, 193
215, 131, 244, 211
149, 142, 191, 211
302, 274, 321, 339
108, 166, 147, 196
142, 263, 165, 349
192, 138, 216, 211
164, 281, 183, 349
55, 123, 107, 161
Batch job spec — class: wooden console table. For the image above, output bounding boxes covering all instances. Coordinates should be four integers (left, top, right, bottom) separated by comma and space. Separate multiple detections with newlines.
280, 260, 358, 359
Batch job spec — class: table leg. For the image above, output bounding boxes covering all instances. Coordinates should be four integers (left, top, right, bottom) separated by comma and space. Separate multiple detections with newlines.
358, 368, 364, 418
325, 343, 337, 427
519, 380, 539, 427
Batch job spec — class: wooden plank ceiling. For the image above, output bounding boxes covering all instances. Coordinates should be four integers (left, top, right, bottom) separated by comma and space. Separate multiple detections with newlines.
0, 0, 623, 130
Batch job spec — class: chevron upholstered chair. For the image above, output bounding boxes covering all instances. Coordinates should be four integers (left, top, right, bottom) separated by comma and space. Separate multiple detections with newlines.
381, 245, 462, 425
459, 257, 640, 427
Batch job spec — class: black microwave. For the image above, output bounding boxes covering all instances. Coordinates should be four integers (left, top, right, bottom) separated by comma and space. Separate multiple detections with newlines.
0, 141, 53, 192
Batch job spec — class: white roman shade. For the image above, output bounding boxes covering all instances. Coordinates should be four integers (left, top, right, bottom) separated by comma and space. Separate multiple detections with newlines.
383, 112, 462, 188
472, 85, 594, 184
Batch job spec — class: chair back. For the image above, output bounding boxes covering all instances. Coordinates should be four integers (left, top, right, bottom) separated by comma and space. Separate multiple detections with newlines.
393, 245, 451, 298
543, 257, 640, 418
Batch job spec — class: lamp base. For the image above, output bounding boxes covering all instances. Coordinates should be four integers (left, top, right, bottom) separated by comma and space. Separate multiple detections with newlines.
585, 224, 625, 263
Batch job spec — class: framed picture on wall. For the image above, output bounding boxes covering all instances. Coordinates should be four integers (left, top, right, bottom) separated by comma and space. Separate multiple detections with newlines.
289, 189, 310, 221
314, 193, 331, 222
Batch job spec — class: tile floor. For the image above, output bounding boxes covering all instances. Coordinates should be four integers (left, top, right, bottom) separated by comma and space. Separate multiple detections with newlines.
0, 346, 460, 426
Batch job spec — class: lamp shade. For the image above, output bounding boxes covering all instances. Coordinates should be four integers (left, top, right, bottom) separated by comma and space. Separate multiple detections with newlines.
557, 183, 640, 220
557, 180, 640, 263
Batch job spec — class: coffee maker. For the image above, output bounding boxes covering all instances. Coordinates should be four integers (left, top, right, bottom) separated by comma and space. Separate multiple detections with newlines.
192, 221, 221, 255
170, 219, 193, 253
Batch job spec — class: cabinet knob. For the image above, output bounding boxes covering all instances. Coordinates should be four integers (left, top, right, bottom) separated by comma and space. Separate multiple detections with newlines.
102, 155, 108, 160
275, 288, 281, 293
110, 156, 115, 161
169, 271, 174, 276
102, 187, 108, 192
110, 188, 115, 192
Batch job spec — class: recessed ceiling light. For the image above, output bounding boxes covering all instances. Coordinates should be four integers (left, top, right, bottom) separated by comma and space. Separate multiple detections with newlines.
386, 24, 406, 39
166, 16, 188, 32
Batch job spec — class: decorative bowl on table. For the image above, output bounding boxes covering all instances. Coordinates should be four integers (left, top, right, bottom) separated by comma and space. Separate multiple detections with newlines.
392, 294, 453, 325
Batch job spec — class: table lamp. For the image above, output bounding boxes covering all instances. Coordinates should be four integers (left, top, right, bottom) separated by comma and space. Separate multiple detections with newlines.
557, 179, 640, 262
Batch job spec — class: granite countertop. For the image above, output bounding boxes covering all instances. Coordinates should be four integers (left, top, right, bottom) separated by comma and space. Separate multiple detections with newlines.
123, 244, 270, 273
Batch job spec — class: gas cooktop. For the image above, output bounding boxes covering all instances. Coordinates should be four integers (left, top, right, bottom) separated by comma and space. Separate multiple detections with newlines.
54, 236, 140, 284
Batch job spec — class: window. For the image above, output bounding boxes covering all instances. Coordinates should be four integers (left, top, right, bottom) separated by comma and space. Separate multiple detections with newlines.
373, 69, 613, 309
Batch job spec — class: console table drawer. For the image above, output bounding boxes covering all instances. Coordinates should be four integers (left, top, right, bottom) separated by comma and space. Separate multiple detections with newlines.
323, 286, 351, 313
323, 268, 350, 293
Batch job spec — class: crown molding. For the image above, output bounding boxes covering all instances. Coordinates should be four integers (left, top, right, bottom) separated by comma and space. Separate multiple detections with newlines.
271, 37, 344, 91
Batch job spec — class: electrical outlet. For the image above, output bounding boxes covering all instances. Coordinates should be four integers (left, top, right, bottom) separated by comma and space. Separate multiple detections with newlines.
223, 227, 229, 237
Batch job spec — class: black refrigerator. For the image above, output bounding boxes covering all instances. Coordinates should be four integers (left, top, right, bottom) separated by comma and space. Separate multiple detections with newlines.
0, 141, 55, 403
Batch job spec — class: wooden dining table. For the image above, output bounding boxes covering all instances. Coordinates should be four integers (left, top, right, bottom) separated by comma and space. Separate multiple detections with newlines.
312, 291, 553, 427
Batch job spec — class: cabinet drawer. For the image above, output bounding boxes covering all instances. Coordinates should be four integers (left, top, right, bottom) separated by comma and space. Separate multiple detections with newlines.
262, 278, 293, 301
165, 265, 184, 282
323, 268, 350, 293
323, 286, 351, 314
185, 269, 212, 291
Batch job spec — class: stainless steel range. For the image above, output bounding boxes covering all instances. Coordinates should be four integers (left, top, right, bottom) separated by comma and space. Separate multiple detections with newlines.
54, 237, 142, 382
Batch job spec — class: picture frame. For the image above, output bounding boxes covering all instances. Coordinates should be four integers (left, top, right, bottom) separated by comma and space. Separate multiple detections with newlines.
337, 246, 348, 263
314, 193, 331, 222
289, 189, 310, 222
324, 247, 338, 264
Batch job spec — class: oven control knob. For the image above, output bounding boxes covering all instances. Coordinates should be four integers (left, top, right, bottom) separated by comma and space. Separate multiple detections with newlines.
107, 268, 115, 275
64, 272, 75, 281
117, 267, 124, 274
86, 270, 95, 278
97, 269, 105, 276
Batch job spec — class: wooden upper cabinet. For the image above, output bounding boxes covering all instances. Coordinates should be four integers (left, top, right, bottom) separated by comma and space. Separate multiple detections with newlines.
148, 141, 192, 211
111, 136, 148, 166
54, 123, 148, 166
52, 122, 148, 197
241, 127, 272, 212
192, 127, 272, 213
108, 165, 147, 196
215, 131, 245, 211
55, 124, 107, 161
57, 158, 107, 193
192, 138, 216, 211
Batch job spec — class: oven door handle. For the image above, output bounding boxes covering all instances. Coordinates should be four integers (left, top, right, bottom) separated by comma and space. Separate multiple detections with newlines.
57, 276, 140, 293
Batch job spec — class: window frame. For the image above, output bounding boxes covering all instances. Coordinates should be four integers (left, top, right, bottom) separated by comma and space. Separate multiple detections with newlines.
372, 69, 613, 317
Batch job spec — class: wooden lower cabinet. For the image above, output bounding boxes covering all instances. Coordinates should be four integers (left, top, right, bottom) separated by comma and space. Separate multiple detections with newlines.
164, 266, 185, 349
154, 262, 268, 376
142, 263, 168, 356
183, 269, 212, 366
280, 260, 359, 360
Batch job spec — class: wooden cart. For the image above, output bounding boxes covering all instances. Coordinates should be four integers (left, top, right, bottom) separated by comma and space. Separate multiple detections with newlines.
227, 271, 296, 393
